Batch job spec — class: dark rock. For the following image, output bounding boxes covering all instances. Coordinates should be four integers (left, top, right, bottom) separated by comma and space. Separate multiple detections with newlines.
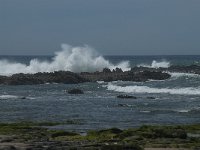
146, 96, 156, 99
113, 68, 123, 73
0, 146, 17, 150
102, 68, 112, 73
68, 89, 84, 94
137, 70, 171, 80
0, 71, 87, 85
81, 69, 171, 82
20, 97, 26, 99
117, 95, 137, 99
0, 67, 174, 85
51, 131, 79, 138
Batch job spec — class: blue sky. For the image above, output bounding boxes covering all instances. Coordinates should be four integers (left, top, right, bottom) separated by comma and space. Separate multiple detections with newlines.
0, 0, 200, 55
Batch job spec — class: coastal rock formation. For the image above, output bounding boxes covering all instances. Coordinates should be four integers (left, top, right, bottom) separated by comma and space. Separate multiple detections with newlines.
81, 68, 171, 82
0, 71, 88, 85
0, 66, 192, 85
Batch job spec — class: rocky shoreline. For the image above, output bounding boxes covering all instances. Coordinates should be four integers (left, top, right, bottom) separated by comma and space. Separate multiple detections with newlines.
0, 68, 170, 85
0, 65, 200, 85
0, 122, 199, 150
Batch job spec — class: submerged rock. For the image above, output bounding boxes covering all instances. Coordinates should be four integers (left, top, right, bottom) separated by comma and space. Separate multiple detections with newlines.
20, 96, 26, 99
68, 89, 84, 94
146, 96, 156, 99
117, 95, 137, 99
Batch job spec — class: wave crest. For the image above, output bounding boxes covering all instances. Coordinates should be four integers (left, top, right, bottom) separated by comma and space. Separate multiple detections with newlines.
106, 83, 200, 95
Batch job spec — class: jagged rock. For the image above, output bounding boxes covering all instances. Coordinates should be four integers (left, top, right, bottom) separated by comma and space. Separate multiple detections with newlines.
68, 89, 84, 94
117, 95, 137, 99
102, 68, 112, 73
113, 68, 123, 73
0, 66, 180, 85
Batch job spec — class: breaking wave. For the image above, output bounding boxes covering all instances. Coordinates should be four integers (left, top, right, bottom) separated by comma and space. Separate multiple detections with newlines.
138, 60, 170, 68
0, 44, 130, 75
106, 83, 200, 95
0, 95, 24, 100
169, 72, 200, 78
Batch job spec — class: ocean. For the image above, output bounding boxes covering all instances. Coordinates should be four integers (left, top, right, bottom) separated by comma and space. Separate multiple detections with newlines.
0, 52, 200, 133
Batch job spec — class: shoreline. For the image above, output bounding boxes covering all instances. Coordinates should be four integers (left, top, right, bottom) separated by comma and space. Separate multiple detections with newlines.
0, 64, 200, 85
0, 122, 199, 150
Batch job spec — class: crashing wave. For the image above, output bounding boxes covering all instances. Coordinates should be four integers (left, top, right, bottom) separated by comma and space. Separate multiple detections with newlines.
0, 44, 130, 76
105, 83, 200, 95
138, 60, 170, 68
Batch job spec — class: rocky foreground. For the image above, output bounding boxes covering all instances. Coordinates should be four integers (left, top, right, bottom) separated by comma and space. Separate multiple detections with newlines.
0, 65, 200, 85
0, 122, 199, 150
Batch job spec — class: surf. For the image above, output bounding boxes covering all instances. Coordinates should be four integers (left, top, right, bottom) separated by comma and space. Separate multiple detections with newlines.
0, 44, 130, 76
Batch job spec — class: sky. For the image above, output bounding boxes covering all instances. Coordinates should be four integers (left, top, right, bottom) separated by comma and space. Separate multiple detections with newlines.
0, 0, 200, 55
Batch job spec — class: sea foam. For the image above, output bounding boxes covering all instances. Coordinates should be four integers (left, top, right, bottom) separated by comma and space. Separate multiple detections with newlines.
0, 95, 21, 100
106, 83, 200, 95
169, 72, 200, 78
0, 44, 130, 76
138, 60, 170, 68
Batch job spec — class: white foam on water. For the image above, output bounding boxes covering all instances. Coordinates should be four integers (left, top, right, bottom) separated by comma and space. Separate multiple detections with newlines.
0, 95, 20, 100
140, 110, 151, 113
105, 83, 200, 95
97, 81, 105, 84
176, 110, 190, 113
138, 60, 170, 68
169, 72, 200, 78
0, 44, 130, 76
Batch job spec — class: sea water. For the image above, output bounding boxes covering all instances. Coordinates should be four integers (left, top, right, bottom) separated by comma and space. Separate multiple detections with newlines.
0, 46, 200, 132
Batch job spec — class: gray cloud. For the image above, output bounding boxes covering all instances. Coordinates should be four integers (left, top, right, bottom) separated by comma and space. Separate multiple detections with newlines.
0, 0, 200, 55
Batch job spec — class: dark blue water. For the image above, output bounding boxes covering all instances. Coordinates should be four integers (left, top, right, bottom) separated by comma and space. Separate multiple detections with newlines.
0, 55, 199, 132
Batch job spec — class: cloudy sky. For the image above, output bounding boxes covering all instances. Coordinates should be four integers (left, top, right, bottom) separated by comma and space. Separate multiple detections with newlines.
0, 0, 200, 55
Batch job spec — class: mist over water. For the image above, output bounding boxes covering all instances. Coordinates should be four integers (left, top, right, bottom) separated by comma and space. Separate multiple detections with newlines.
0, 44, 130, 75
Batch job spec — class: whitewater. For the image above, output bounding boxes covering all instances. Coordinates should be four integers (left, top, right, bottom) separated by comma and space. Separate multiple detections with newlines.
0, 44, 130, 76
106, 83, 200, 95
0, 50, 200, 129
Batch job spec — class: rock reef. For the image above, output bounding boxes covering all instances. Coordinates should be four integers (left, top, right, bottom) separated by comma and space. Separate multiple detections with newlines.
0, 71, 87, 85
0, 65, 199, 85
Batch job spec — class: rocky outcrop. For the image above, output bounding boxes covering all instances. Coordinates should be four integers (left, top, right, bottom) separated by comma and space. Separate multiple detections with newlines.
81, 69, 171, 82
0, 67, 172, 85
68, 89, 84, 94
0, 71, 88, 85
117, 95, 137, 99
